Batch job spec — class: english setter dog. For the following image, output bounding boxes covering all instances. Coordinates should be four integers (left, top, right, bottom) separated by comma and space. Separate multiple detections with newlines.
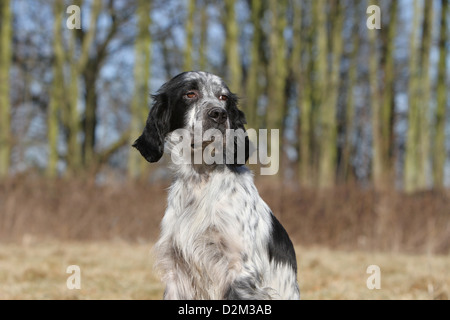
133, 71, 300, 300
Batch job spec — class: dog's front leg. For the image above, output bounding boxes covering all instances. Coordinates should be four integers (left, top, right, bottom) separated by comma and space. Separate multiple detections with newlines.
224, 277, 274, 300
163, 280, 188, 300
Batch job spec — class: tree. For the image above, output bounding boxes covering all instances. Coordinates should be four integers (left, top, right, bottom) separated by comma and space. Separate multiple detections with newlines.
317, 0, 344, 189
369, 21, 383, 190
292, 0, 310, 185
224, 0, 242, 94
47, 0, 65, 178
0, 0, 12, 178
128, 0, 152, 179
265, 0, 287, 178
244, 0, 264, 130
417, 0, 433, 190
183, 0, 195, 71
404, 0, 421, 193
368, 0, 398, 190
404, 0, 433, 192
433, 0, 448, 189
81, 1, 136, 170
292, 1, 315, 186
379, 0, 398, 187
339, 1, 361, 183
199, 0, 209, 71
63, 0, 102, 174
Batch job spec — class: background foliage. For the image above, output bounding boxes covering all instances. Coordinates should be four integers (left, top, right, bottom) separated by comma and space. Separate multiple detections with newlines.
0, 1, 449, 255
0, 0, 448, 192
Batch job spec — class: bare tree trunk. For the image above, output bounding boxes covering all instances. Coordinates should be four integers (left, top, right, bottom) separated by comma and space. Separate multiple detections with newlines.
265, 0, 288, 180
267, 0, 287, 131
80, 1, 130, 171
244, 0, 263, 130
340, 1, 361, 183
199, 0, 208, 71
64, 0, 101, 175
368, 0, 383, 190
292, 1, 310, 186
82, 59, 100, 168
128, 0, 152, 179
433, 0, 448, 189
293, 1, 314, 186
47, 0, 65, 178
404, 0, 433, 193
317, 0, 343, 189
183, 0, 195, 71
314, 0, 329, 187
404, 1, 420, 193
0, 0, 12, 178
380, 0, 398, 187
224, 0, 242, 94
417, 0, 433, 190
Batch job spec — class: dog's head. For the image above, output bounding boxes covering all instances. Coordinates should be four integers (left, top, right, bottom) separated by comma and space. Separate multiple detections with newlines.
133, 71, 249, 166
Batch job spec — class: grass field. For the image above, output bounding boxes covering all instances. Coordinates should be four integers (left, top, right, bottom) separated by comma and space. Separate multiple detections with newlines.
1, 177, 449, 300
0, 240, 449, 300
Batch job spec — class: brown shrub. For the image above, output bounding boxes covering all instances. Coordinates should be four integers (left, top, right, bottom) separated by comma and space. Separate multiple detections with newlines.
1, 174, 449, 254
0, 174, 167, 242
259, 180, 450, 254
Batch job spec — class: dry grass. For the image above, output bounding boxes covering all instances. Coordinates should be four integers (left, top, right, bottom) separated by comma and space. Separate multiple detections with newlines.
297, 246, 450, 300
1, 175, 449, 299
0, 241, 449, 300
0, 240, 163, 300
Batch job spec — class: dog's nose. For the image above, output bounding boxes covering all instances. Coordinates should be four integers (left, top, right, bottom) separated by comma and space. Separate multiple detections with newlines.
208, 108, 228, 124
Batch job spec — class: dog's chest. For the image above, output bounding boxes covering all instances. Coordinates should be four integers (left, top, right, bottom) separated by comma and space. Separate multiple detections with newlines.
166, 174, 269, 250
169, 179, 245, 249
156, 171, 276, 299
163, 174, 271, 284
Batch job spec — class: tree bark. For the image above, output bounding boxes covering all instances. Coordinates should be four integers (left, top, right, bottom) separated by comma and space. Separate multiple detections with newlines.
47, 0, 65, 178
199, 1, 208, 71
65, 0, 102, 175
404, 0, 420, 193
405, 0, 433, 193
340, 1, 361, 183
244, 0, 263, 130
224, 0, 242, 94
0, 0, 12, 178
317, 0, 343, 189
265, 0, 288, 179
433, 0, 448, 189
380, 0, 398, 187
368, 0, 383, 190
129, 0, 152, 179
417, 0, 433, 190
183, 0, 195, 71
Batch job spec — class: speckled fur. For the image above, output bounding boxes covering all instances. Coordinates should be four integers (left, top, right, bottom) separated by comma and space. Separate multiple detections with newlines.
135, 72, 300, 300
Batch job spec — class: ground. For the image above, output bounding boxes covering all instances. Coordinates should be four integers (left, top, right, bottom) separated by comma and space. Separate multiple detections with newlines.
0, 240, 448, 300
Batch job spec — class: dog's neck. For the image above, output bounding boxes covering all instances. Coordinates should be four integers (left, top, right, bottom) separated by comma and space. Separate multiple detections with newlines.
171, 162, 249, 185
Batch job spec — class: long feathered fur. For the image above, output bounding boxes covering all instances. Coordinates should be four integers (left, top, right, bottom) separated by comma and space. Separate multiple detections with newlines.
133, 71, 300, 300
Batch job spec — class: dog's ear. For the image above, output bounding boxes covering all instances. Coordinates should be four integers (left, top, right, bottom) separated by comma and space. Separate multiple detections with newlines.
228, 96, 250, 166
132, 94, 169, 163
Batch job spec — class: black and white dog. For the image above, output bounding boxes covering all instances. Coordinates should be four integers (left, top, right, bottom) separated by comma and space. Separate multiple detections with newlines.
133, 71, 300, 300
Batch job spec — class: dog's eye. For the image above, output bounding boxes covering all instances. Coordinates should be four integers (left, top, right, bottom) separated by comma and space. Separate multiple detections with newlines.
185, 92, 197, 99
219, 95, 228, 101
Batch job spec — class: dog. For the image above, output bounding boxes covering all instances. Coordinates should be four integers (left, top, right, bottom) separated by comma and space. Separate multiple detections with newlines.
133, 71, 300, 300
